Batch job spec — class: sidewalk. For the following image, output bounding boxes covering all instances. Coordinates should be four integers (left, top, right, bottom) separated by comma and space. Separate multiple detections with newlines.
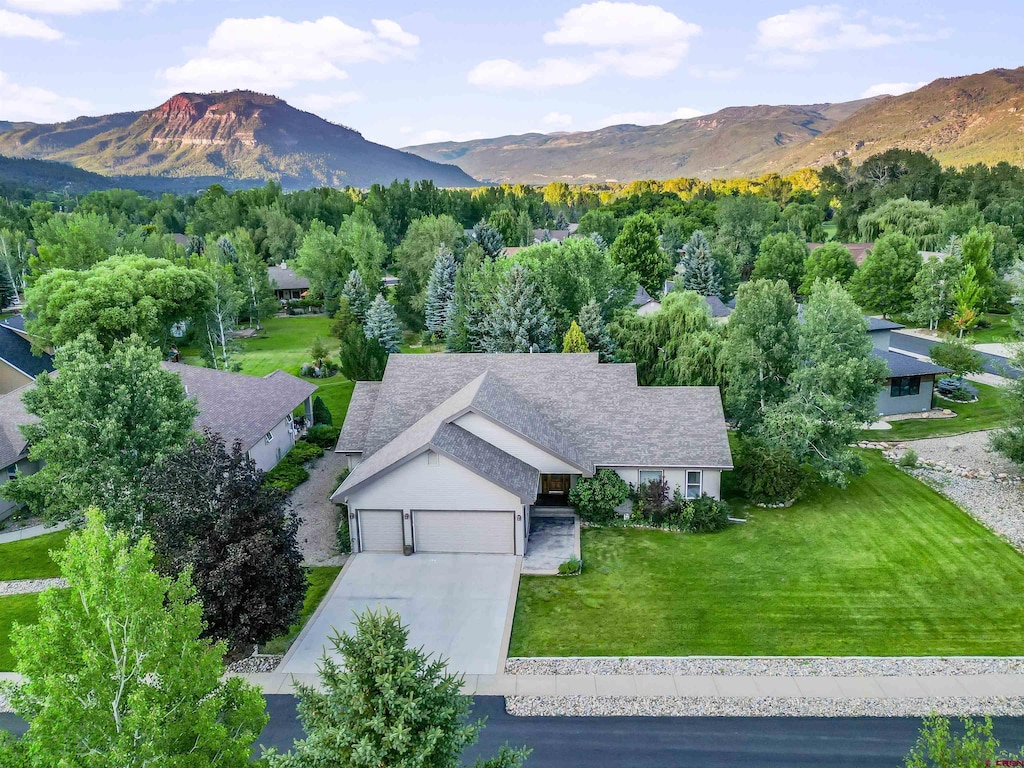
0, 521, 67, 545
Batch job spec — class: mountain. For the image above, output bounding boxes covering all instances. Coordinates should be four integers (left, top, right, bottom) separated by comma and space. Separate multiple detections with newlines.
0, 91, 480, 189
404, 100, 878, 184
769, 68, 1024, 172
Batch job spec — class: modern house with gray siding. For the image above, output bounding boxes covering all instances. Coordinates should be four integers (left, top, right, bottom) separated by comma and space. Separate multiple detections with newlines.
332, 353, 732, 556
866, 317, 949, 416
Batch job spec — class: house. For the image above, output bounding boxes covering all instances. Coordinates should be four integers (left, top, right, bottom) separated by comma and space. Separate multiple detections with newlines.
634, 283, 734, 320
268, 262, 310, 303
330, 353, 732, 556
631, 284, 661, 315
865, 317, 949, 416
0, 315, 53, 396
533, 228, 572, 244
807, 242, 875, 266
0, 363, 318, 520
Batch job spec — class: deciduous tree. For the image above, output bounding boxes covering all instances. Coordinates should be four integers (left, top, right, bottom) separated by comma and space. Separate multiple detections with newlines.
849, 233, 921, 317
751, 231, 806, 294
610, 212, 669, 294
800, 242, 856, 295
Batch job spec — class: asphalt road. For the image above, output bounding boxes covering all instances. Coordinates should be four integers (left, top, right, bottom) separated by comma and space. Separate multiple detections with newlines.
890, 330, 1021, 380
5, 696, 1024, 766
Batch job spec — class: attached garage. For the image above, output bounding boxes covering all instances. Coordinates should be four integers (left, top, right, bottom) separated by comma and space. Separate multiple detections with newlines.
413, 510, 516, 555
357, 510, 404, 552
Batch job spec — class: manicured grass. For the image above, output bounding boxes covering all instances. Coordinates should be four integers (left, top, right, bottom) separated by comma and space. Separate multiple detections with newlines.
0, 593, 42, 670
865, 381, 1013, 441
260, 566, 342, 655
0, 530, 69, 581
510, 453, 1024, 656
969, 313, 1017, 345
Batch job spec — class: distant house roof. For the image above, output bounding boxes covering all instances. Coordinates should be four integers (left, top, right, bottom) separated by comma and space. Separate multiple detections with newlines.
533, 229, 571, 243
171, 233, 190, 247
865, 316, 905, 332
873, 349, 949, 379
0, 317, 53, 379
503, 246, 526, 257
0, 384, 34, 470
333, 353, 732, 504
268, 262, 310, 291
807, 242, 875, 266
704, 296, 734, 318
631, 284, 658, 308
164, 363, 316, 451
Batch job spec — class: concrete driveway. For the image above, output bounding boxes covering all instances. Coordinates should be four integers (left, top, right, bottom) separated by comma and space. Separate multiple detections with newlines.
279, 553, 518, 676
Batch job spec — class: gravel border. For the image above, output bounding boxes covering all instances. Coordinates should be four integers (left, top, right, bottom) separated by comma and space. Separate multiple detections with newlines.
505, 657, 1024, 676
0, 577, 66, 596
506, 695, 1024, 717
225, 654, 283, 673
909, 468, 1024, 552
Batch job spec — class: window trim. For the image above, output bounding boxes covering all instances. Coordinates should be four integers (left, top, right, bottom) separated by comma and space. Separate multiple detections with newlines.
638, 469, 664, 486
685, 470, 703, 499
265, 431, 275, 443
5, 466, 15, 482
890, 375, 921, 398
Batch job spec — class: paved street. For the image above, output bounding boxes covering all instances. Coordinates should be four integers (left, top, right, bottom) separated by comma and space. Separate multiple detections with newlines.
890, 331, 1021, 380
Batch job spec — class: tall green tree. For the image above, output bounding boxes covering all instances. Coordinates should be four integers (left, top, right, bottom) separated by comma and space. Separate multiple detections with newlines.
232, 230, 278, 329
30, 210, 130, 274
393, 214, 463, 330
0, 510, 267, 768
445, 255, 509, 353
675, 230, 721, 297
713, 194, 779, 278
144, 431, 306, 651
472, 219, 505, 259
760, 280, 887, 487
25, 254, 213, 351
197, 256, 243, 371
960, 226, 997, 310
610, 212, 669, 294
723, 279, 800, 429
340, 206, 388, 291
909, 254, 960, 330
751, 231, 806, 294
576, 209, 619, 244
849, 233, 921, 317
482, 263, 554, 352
295, 219, 350, 314
857, 197, 945, 250
364, 293, 402, 353
577, 299, 615, 361
487, 208, 519, 247
424, 245, 458, 341
0, 228, 28, 297
340, 269, 370, 322
264, 609, 527, 768
0, 268, 12, 311
800, 242, 856, 295
951, 263, 982, 337
1, 335, 197, 528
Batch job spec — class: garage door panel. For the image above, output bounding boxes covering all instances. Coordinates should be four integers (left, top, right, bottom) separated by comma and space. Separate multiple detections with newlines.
414, 510, 515, 554
359, 510, 404, 552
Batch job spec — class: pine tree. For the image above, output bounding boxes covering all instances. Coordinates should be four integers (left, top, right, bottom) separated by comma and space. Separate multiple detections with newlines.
515, 210, 533, 246
424, 245, 457, 340
472, 220, 505, 259
676, 230, 721, 297
588, 232, 608, 253
341, 270, 369, 323
482, 264, 554, 352
0, 267, 14, 311
562, 320, 589, 353
577, 300, 615, 360
554, 211, 570, 230
364, 293, 402, 353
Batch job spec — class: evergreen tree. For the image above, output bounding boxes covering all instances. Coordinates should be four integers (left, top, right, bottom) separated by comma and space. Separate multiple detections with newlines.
588, 232, 608, 253
562, 320, 589, 353
610, 212, 670, 295
961, 226, 997, 310
364, 293, 402, 353
482, 263, 554, 352
577, 299, 615, 361
515, 210, 534, 247
675, 230, 721, 297
554, 211, 570, 230
312, 396, 333, 425
0, 267, 13, 311
340, 270, 369, 323
472, 220, 505, 259
339, 325, 388, 381
951, 263, 982, 337
424, 245, 457, 340
487, 208, 518, 247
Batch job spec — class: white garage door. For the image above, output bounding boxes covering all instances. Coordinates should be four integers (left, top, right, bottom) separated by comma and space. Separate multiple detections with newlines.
413, 510, 515, 554
358, 510, 404, 552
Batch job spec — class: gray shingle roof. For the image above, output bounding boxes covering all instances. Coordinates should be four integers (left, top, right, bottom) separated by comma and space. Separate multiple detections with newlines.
335, 381, 381, 453
866, 316, 904, 332
268, 263, 310, 291
705, 296, 733, 318
0, 323, 53, 379
0, 384, 34, 469
163, 363, 317, 451
631, 284, 656, 307
339, 354, 733, 499
431, 422, 539, 502
873, 350, 950, 378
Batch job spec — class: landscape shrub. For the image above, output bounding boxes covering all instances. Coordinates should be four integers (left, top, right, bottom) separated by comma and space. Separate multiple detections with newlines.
312, 395, 334, 425
897, 449, 919, 468
568, 469, 629, 524
557, 556, 582, 575
265, 461, 309, 493
734, 435, 806, 505
664, 487, 694, 530
306, 424, 341, 449
633, 478, 670, 524
335, 467, 352, 554
687, 495, 731, 533
289, 440, 324, 464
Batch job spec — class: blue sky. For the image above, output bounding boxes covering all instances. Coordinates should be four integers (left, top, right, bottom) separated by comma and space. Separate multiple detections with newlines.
1, 1, 1021, 148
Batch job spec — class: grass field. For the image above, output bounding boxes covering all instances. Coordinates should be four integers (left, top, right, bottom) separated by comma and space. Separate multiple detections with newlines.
864, 381, 1013, 441
0, 530, 68, 581
261, 565, 342, 655
969, 313, 1018, 345
510, 453, 1024, 657
0, 593, 41, 670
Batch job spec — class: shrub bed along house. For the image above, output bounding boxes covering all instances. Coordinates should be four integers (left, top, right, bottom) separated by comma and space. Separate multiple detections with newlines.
265, 440, 324, 493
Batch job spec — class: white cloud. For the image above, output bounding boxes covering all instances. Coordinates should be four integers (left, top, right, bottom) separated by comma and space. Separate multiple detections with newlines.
754, 5, 949, 69
0, 72, 90, 121
688, 66, 742, 83
670, 106, 703, 120
861, 80, 926, 98
0, 9, 62, 38
293, 91, 365, 115
7, 0, 122, 14
598, 106, 705, 126
542, 111, 573, 128
469, 2, 700, 89
161, 15, 419, 93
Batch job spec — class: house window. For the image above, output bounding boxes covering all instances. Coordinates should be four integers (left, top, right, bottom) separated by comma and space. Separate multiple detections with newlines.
890, 376, 921, 398
639, 469, 663, 486
265, 431, 274, 443
427, 451, 439, 466
6, 466, 15, 482
686, 470, 702, 499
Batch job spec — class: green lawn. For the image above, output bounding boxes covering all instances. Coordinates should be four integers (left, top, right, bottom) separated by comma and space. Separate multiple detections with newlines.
969, 313, 1018, 345
510, 453, 1024, 656
0, 593, 42, 670
0, 530, 68, 581
865, 381, 1013, 441
261, 565, 342, 655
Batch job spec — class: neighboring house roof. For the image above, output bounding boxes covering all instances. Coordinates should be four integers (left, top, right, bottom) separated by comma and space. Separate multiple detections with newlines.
704, 296, 734, 318
336, 381, 381, 453
631, 284, 657, 308
268, 263, 310, 291
0, 384, 34, 469
163, 363, 317, 451
873, 349, 950, 379
335, 353, 733, 502
865, 316, 905, 332
806, 242, 875, 266
533, 228, 571, 243
0, 320, 53, 379
503, 247, 526, 257
171, 233, 190, 247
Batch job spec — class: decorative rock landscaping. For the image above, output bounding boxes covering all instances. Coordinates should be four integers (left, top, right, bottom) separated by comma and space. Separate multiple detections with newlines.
225, 654, 284, 674
909, 469, 1024, 553
0, 577, 66, 597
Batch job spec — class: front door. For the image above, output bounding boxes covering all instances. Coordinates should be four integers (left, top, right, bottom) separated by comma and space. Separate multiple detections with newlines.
541, 474, 571, 496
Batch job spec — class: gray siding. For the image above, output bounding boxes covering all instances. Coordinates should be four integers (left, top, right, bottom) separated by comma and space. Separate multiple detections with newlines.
0, 457, 40, 521
877, 377, 935, 416
868, 329, 891, 351
247, 415, 297, 472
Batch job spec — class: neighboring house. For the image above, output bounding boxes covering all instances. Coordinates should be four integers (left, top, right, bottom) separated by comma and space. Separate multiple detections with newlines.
806, 242, 875, 266
331, 353, 732, 556
634, 283, 734, 320
382, 274, 400, 288
268, 262, 310, 302
533, 228, 572, 244
865, 317, 950, 417
631, 284, 661, 315
0, 363, 317, 520
0, 315, 53, 396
